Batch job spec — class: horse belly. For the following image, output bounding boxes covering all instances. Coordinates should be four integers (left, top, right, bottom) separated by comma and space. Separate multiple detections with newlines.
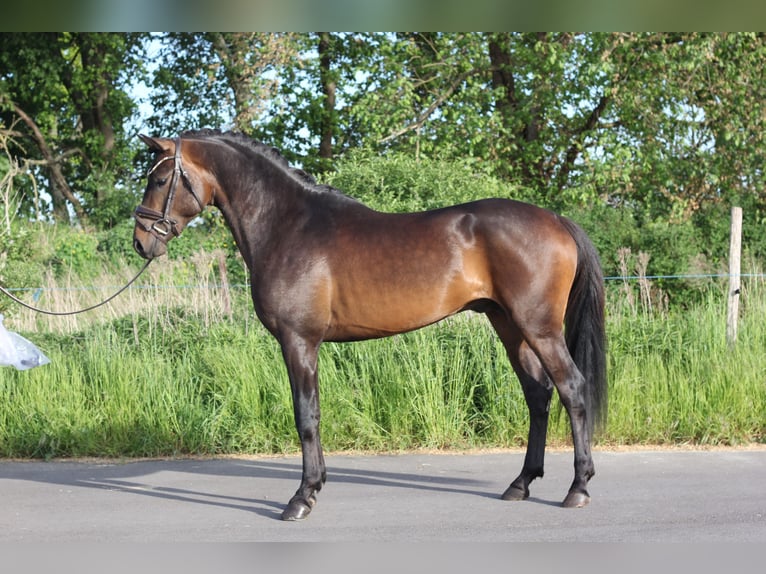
326, 252, 488, 341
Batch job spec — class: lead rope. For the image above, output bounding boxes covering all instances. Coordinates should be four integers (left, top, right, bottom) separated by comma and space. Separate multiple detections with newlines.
0, 259, 152, 316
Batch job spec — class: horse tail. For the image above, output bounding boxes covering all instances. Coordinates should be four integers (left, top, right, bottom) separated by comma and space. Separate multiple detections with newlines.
559, 216, 608, 435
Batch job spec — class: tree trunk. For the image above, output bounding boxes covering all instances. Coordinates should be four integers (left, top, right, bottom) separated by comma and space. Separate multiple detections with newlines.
488, 33, 517, 122
12, 103, 85, 224
210, 33, 256, 132
317, 33, 336, 169
487, 33, 520, 181
76, 34, 116, 160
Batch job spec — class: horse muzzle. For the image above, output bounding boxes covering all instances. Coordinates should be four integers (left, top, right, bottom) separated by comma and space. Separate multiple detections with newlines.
133, 205, 180, 259
133, 231, 167, 260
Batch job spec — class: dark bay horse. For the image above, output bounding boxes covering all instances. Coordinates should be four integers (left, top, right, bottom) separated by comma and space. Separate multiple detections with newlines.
133, 130, 607, 521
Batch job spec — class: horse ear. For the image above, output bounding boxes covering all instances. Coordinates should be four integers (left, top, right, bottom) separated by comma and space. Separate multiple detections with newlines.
138, 134, 172, 153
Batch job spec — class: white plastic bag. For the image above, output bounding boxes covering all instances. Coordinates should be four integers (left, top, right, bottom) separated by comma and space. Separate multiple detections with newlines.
0, 313, 50, 370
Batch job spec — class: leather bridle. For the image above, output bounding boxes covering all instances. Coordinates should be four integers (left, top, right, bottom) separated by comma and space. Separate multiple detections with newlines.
133, 137, 205, 240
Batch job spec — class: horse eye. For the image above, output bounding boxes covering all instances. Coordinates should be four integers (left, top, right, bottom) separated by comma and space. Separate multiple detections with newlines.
155, 177, 168, 187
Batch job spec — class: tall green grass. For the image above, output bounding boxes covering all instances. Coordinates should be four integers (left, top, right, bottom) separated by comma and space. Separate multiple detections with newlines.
0, 268, 764, 459
605, 281, 766, 446
0, 314, 532, 458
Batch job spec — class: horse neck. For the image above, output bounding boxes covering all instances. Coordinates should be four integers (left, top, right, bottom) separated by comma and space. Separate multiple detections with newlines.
212, 151, 315, 266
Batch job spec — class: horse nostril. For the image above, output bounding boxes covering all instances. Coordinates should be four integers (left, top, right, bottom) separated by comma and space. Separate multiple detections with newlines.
133, 237, 146, 258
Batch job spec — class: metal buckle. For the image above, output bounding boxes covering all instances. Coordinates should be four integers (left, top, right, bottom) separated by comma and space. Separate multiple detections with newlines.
151, 219, 174, 237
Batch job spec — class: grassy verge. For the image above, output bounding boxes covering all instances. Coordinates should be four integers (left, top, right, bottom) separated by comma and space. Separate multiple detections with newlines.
0, 264, 764, 458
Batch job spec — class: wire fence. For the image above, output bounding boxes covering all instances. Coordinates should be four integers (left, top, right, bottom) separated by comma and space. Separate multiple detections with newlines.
3, 266, 766, 336
2, 282, 252, 298
4, 272, 766, 295
604, 273, 766, 281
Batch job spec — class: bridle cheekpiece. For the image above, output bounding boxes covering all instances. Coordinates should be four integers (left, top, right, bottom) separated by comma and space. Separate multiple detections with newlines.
134, 137, 205, 240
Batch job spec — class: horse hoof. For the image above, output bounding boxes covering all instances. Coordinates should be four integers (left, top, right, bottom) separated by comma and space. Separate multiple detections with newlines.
562, 490, 590, 508
281, 497, 314, 521
501, 484, 529, 501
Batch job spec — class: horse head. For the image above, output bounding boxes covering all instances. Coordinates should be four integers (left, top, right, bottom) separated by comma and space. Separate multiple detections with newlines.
133, 135, 215, 259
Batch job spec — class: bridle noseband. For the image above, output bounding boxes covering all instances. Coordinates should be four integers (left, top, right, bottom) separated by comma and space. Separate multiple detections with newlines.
134, 137, 205, 240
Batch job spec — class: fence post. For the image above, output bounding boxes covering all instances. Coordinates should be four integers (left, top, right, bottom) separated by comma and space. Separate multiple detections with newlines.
726, 206, 742, 345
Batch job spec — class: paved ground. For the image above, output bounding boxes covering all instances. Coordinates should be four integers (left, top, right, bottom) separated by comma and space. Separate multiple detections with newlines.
1, 448, 764, 542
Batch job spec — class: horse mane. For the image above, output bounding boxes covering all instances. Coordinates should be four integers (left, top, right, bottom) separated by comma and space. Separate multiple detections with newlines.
180, 129, 355, 202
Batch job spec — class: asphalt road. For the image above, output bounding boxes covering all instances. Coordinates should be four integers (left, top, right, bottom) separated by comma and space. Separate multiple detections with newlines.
1, 448, 764, 542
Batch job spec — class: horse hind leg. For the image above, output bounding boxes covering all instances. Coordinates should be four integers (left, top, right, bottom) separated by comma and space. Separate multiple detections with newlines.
487, 311, 554, 502
490, 308, 595, 508
525, 332, 595, 508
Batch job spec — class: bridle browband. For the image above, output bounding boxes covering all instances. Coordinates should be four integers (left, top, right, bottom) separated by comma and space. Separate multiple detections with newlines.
133, 137, 206, 240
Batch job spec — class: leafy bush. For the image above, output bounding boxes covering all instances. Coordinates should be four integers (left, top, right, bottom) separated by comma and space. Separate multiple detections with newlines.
51, 228, 101, 279
95, 218, 136, 260
0, 223, 45, 314
320, 151, 520, 212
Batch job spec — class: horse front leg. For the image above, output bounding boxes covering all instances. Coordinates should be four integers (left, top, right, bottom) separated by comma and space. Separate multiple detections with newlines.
278, 332, 326, 521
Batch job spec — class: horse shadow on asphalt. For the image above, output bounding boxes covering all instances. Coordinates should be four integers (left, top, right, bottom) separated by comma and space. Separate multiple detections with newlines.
0, 455, 563, 520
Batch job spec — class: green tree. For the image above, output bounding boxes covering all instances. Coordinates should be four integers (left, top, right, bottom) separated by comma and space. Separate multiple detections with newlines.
254, 32, 377, 172
0, 33, 145, 228
337, 33, 765, 222
147, 33, 300, 136
601, 33, 766, 221
3, 32, 765, 245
